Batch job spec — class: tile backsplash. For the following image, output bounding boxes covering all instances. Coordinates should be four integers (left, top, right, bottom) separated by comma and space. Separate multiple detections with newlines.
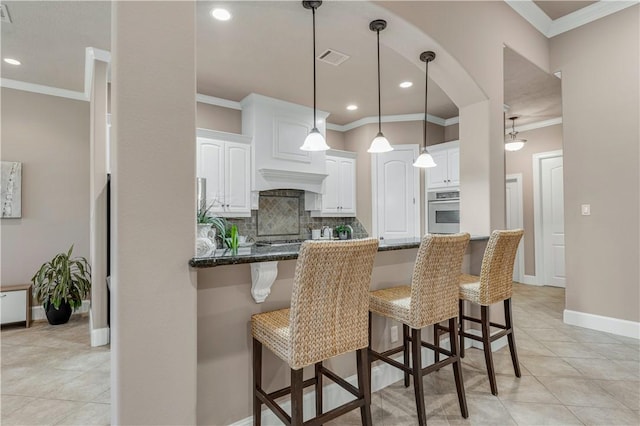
226, 189, 368, 242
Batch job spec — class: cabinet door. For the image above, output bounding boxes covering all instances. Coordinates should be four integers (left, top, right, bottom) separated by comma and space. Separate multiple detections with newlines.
338, 158, 356, 214
426, 150, 449, 189
224, 142, 251, 215
321, 157, 340, 213
1, 290, 26, 324
197, 138, 225, 213
447, 147, 460, 187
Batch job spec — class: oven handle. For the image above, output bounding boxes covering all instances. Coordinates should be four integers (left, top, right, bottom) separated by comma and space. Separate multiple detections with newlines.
428, 199, 460, 204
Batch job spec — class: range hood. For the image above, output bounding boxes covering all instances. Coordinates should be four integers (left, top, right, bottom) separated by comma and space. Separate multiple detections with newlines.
241, 94, 330, 193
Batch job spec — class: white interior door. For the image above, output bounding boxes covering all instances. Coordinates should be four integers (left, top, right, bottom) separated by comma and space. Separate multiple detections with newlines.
506, 174, 524, 283
373, 145, 419, 240
541, 155, 565, 287
534, 151, 565, 288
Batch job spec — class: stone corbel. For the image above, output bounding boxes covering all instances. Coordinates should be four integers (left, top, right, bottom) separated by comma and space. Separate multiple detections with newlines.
250, 261, 278, 303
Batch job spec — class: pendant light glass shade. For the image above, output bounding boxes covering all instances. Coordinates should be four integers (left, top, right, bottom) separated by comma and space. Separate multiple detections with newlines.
369, 20, 393, 154
413, 51, 437, 168
413, 149, 437, 167
300, 127, 330, 151
300, 1, 328, 151
368, 132, 393, 153
505, 116, 526, 151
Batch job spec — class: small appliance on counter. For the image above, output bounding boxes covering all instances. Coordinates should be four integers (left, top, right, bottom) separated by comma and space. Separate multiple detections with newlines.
428, 190, 460, 234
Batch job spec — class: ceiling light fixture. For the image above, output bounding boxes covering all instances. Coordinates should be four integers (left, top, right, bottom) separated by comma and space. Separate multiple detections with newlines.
3, 58, 21, 66
413, 51, 437, 168
505, 116, 527, 151
210, 8, 231, 21
300, 1, 330, 151
346, 104, 358, 111
367, 19, 393, 154
399, 81, 413, 88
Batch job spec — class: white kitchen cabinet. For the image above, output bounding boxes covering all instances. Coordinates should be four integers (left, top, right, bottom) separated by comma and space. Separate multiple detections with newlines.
306, 150, 356, 217
197, 129, 251, 218
426, 141, 459, 189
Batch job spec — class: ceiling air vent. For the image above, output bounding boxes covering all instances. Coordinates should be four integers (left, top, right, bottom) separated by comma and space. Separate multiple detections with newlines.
317, 49, 349, 66
0, 4, 12, 24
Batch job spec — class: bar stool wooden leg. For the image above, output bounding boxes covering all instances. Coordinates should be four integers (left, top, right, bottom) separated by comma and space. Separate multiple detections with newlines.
481, 306, 498, 395
504, 298, 521, 378
315, 362, 323, 417
368, 312, 373, 387
357, 348, 373, 426
291, 368, 304, 426
411, 328, 427, 426
459, 299, 465, 358
449, 318, 468, 418
433, 323, 440, 365
403, 324, 410, 387
253, 338, 263, 426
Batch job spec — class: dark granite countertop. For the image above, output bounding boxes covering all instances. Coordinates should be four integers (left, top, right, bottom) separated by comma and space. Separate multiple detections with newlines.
189, 235, 489, 268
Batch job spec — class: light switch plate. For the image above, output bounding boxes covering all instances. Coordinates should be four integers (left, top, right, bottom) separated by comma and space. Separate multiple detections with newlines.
581, 204, 591, 216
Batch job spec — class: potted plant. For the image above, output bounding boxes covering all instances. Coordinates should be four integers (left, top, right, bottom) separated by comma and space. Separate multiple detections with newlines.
335, 224, 351, 240
31, 245, 91, 325
197, 202, 228, 249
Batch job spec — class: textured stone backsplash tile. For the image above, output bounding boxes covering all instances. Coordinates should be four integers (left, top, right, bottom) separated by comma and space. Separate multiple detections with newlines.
226, 189, 368, 241
257, 195, 300, 236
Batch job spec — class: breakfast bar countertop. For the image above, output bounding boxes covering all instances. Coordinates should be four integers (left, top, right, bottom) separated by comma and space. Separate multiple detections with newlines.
189, 235, 489, 268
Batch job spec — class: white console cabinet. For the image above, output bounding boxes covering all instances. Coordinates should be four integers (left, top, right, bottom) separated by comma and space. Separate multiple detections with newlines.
197, 129, 251, 218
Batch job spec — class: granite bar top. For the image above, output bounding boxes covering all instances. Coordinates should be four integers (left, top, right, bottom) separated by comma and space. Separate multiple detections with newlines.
189, 235, 489, 268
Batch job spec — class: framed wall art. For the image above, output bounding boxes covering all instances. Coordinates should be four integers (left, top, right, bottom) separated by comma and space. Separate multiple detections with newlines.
1, 161, 22, 218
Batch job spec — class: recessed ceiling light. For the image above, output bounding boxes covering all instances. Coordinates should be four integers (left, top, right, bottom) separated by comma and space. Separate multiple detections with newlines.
399, 81, 413, 88
346, 104, 358, 111
210, 8, 231, 21
3, 58, 21, 66
316, 119, 324, 124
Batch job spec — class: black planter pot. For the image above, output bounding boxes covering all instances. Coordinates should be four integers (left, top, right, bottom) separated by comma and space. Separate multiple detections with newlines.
45, 302, 72, 325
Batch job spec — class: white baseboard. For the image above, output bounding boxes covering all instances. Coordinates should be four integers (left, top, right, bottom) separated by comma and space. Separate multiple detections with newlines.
521, 275, 540, 286
230, 336, 474, 426
91, 327, 110, 347
564, 309, 640, 340
31, 300, 90, 321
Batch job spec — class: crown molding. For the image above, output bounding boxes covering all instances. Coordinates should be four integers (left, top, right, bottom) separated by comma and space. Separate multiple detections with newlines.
507, 117, 562, 134
196, 93, 242, 110
1, 78, 87, 101
506, 0, 639, 38
327, 112, 448, 132
84, 47, 111, 99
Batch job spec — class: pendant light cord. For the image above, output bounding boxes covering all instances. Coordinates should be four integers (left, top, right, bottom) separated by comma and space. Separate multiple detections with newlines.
423, 59, 429, 151
377, 29, 382, 134
312, 6, 317, 126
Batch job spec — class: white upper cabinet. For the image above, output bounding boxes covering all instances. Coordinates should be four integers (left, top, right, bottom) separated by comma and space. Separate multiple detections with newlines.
197, 129, 251, 217
306, 150, 357, 217
426, 140, 459, 189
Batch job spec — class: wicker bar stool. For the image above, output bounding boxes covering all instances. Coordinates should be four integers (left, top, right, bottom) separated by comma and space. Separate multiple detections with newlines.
368, 233, 471, 426
454, 229, 524, 396
251, 238, 379, 426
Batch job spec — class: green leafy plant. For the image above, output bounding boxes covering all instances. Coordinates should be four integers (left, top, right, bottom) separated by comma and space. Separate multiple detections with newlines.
335, 225, 351, 235
225, 224, 239, 253
31, 245, 91, 310
197, 201, 218, 224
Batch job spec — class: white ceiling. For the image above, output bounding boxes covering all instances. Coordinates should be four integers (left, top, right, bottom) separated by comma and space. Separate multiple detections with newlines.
533, 1, 598, 20
1, 1, 572, 129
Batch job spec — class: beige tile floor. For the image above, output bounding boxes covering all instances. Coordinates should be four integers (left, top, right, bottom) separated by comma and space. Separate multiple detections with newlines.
1, 315, 110, 425
330, 284, 640, 425
2, 284, 638, 425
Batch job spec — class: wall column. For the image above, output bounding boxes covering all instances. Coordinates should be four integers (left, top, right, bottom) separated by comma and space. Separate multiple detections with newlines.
111, 2, 197, 424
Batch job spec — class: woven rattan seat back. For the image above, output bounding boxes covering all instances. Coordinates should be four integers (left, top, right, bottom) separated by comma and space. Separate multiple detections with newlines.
288, 238, 379, 370
409, 233, 470, 329
477, 229, 524, 305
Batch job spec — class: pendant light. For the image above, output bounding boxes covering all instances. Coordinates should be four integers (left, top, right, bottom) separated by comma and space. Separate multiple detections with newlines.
300, 1, 330, 151
413, 51, 437, 168
505, 116, 527, 151
368, 19, 393, 153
